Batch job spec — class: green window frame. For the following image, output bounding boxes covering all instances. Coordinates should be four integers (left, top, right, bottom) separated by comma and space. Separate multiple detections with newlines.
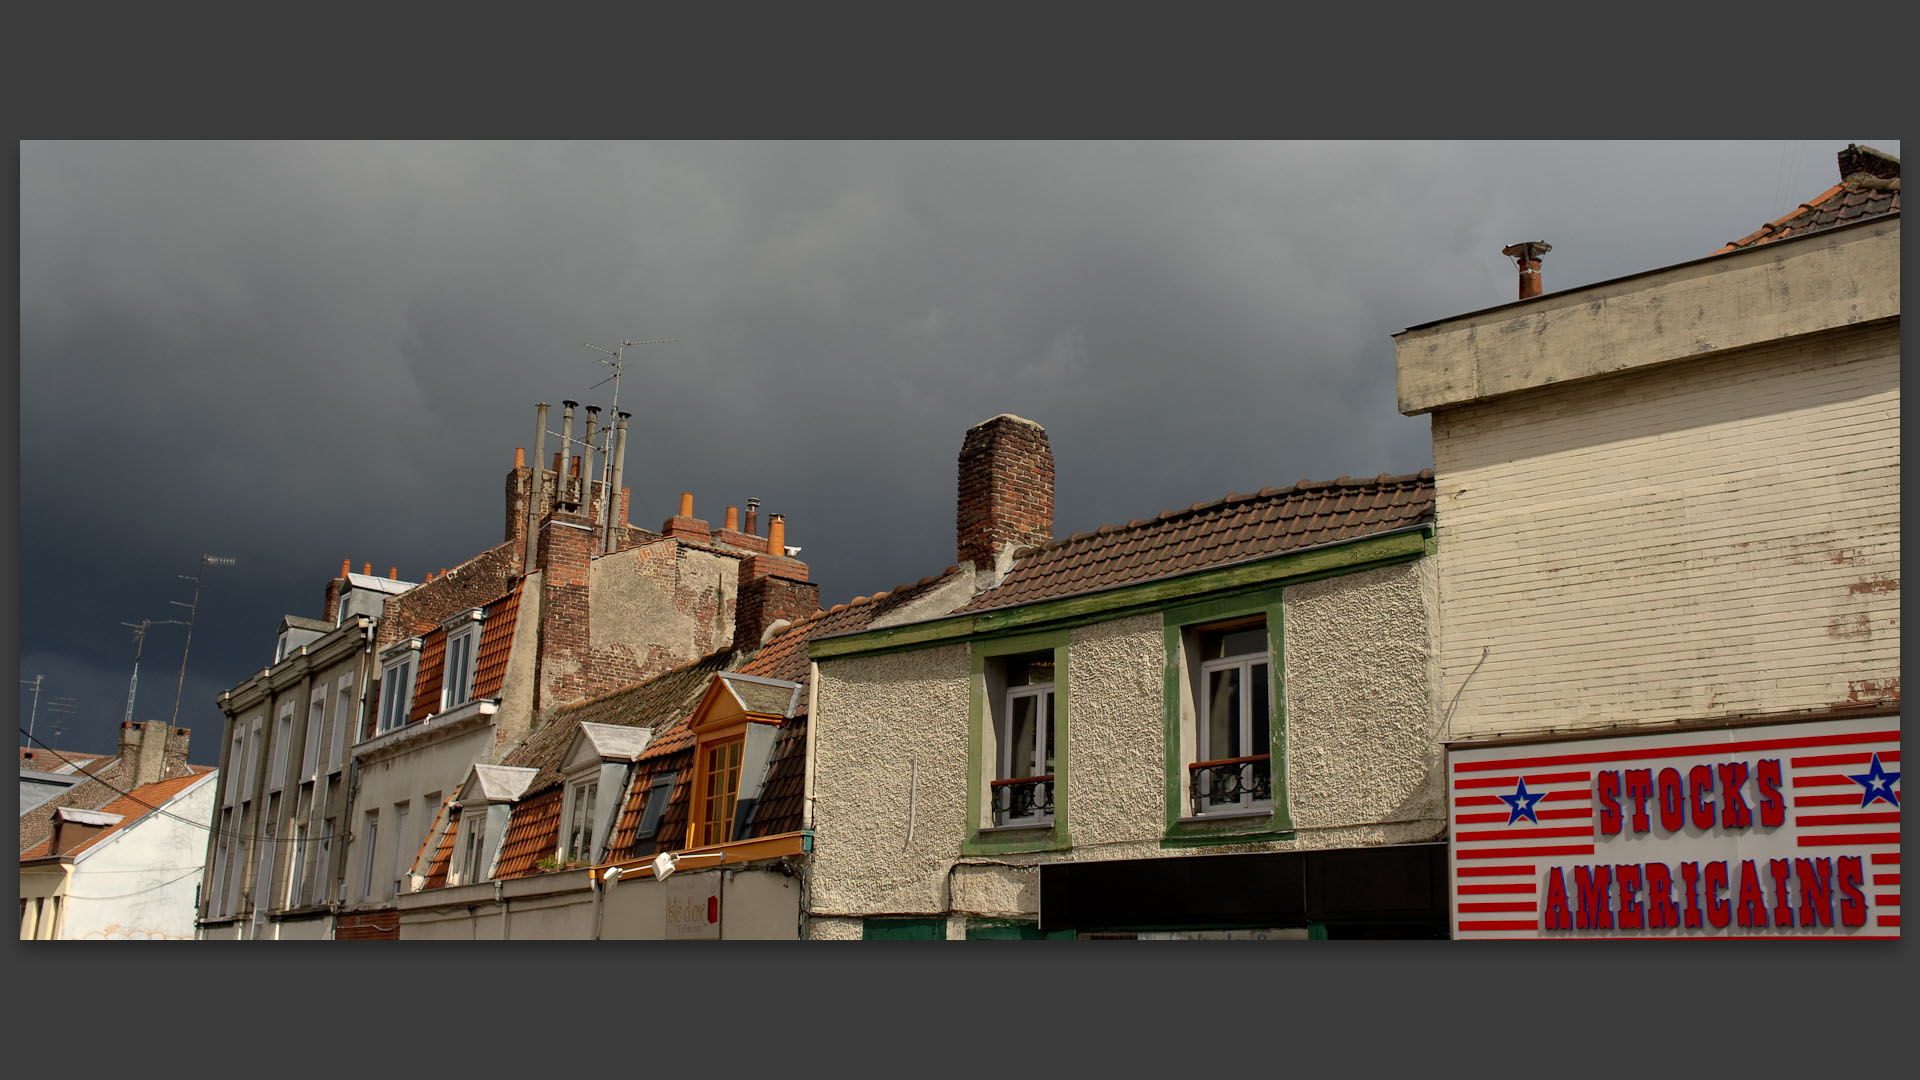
863, 916, 947, 940
1161, 585, 1294, 847
965, 917, 1074, 940
965, 629, 1072, 856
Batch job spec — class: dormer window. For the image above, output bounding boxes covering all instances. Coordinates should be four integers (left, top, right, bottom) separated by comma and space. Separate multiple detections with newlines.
556, 722, 653, 867
562, 780, 598, 862
377, 639, 422, 735
440, 609, 485, 711
453, 809, 488, 886
683, 673, 800, 851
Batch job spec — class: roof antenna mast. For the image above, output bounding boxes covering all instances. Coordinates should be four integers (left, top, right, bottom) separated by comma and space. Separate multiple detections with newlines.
582, 337, 675, 553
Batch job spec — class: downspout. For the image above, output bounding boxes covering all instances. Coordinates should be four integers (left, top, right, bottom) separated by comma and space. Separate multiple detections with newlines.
802, 660, 821, 833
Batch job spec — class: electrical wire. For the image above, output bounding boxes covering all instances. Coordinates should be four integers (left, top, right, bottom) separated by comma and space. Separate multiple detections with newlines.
60, 868, 204, 901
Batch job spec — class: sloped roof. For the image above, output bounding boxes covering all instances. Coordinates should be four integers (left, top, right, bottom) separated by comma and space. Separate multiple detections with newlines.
421, 805, 459, 890
465, 764, 538, 803
1717, 144, 1900, 253
497, 648, 739, 798
951, 470, 1436, 614
470, 583, 523, 701
493, 787, 565, 879
20, 767, 216, 861
280, 614, 335, 634
19, 748, 113, 776
718, 674, 801, 718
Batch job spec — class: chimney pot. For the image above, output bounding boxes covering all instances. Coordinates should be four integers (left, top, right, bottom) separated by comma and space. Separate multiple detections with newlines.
571, 455, 583, 477
390, 566, 398, 579
341, 559, 351, 578
768, 514, 787, 554
515, 447, 526, 469
1501, 241, 1552, 300
724, 506, 740, 532
679, 492, 695, 518
744, 497, 760, 537
364, 562, 372, 575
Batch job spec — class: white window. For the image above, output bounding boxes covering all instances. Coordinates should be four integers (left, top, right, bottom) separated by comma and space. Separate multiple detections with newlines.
454, 809, 488, 886
225, 730, 243, 806
243, 716, 264, 795
1190, 621, 1272, 815
317, 818, 336, 906
302, 688, 325, 781
330, 674, 355, 768
361, 811, 381, 900
562, 780, 600, 863
391, 803, 411, 894
377, 644, 420, 734
991, 651, 1056, 827
441, 612, 484, 711
287, 824, 309, 908
270, 701, 294, 792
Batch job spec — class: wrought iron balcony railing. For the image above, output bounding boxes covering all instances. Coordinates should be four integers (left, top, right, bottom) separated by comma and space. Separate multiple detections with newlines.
1188, 754, 1272, 813
990, 774, 1054, 826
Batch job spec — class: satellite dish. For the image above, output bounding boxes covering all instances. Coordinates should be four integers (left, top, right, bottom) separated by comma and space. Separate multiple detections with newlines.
652, 851, 679, 882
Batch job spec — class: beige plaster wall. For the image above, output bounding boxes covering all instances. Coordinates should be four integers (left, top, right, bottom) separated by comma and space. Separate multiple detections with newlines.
349, 724, 492, 903
1429, 323, 1900, 740
589, 541, 740, 680
809, 643, 972, 916
1283, 559, 1443, 833
808, 563, 1442, 919
807, 914, 862, 940
1396, 219, 1899, 415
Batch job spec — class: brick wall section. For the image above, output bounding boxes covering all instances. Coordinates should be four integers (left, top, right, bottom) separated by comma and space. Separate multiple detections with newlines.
535, 511, 597, 715
322, 576, 343, 625
1431, 322, 1900, 739
376, 540, 521, 651
957, 414, 1055, 569
736, 559, 821, 647
334, 909, 400, 940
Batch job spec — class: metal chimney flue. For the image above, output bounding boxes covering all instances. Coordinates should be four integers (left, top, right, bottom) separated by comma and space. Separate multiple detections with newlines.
1502, 241, 1552, 300
559, 401, 579, 508
605, 411, 631, 553
525, 402, 549, 574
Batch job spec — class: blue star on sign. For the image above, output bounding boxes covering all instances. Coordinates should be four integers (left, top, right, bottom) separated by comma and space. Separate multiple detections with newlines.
1500, 778, 1546, 825
1848, 754, 1900, 808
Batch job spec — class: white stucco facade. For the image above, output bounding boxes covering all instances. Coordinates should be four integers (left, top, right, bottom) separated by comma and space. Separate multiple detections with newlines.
33, 772, 219, 940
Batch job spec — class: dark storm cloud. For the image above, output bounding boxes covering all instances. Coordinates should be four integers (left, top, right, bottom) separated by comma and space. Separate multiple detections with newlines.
19, 140, 1886, 760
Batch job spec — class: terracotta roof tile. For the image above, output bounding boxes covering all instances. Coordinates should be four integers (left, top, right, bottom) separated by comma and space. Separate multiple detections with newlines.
493, 786, 564, 879
409, 629, 447, 724
20, 768, 215, 861
746, 715, 808, 838
1717, 146, 1899, 253
470, 583, 523, 701
497, 648, 739, 798
952, 471, 1434, 615
421, 805, 459, 890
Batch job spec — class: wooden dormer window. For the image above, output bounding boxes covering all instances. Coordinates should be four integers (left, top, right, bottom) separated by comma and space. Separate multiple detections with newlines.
684, 672, 801, 851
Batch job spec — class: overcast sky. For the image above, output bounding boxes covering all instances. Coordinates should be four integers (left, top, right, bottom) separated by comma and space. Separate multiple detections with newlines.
17, 140, 1898, 762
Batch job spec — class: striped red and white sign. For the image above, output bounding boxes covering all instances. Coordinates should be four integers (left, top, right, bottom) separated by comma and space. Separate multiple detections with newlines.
1449, 714, 1899, 939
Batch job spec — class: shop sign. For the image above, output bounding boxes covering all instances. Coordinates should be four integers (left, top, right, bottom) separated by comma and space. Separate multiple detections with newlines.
1449, 715, 1899, 939
665, 872, 721, 940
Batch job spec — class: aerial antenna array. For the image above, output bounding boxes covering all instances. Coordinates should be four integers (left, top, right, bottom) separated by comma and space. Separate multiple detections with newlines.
580, 337, 675, 552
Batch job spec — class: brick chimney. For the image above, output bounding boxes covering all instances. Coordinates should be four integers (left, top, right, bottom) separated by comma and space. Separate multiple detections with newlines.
957, 414, 1054, 571
1502, 241, 1552, 300
534, 507, 597, 716
1838, 143, 1900, 182
118, 719, 185, 787
735, 513, 819, 646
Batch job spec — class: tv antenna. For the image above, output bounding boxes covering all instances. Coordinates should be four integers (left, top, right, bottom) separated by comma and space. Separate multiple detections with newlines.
123, 617, 187, 727
164, 555, 237, 765
46, 697, 76, 748
582, 337, 674, 550
20, 674, 44, 747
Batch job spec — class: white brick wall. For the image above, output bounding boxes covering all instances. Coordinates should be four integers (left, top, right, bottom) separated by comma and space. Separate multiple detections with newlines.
1432, 322, 1899, 739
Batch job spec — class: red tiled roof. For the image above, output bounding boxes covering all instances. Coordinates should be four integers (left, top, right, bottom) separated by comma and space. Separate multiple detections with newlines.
498, 648, 739, 799
470, 583, 522, 701
951, 471, 1436, 614
410, 630, 447, 724
21, 767, 215, 860
748, 715, 809, 837
493, 786, 564, 879
19, 748, 112, 772
421, 805, 460, 890
1717, 145, 1899, 253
